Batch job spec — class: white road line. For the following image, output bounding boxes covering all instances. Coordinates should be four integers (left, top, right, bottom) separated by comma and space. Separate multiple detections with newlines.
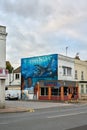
48, 111, 87, 119
0, 123, 9, 125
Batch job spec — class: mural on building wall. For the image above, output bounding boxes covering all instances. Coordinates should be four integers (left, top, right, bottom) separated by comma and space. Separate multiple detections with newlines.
21, 54, 58, 99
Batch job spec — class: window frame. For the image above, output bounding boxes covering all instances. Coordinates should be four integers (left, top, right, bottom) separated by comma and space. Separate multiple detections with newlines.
81, 71, 84, 80
62, 66, 72, 76
40, 87, 48, 96
86, 85, 87, 94
15, 73, 20, 80
81, 84, 84, 94
75, 70, 78, 80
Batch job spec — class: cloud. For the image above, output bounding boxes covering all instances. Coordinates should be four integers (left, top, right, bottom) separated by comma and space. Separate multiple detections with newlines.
0, 0, 87, 67
0, 0, 86, 20
0, 0, 53, 21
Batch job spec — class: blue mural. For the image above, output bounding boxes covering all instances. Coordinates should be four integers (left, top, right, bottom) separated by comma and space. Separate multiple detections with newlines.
21, 54, 58, 93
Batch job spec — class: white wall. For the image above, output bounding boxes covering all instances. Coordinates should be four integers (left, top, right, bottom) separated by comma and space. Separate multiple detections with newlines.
58, 54, 75, 81
0, 26, 6, 68
0, 26, 7, 108
5, 73, 21, 86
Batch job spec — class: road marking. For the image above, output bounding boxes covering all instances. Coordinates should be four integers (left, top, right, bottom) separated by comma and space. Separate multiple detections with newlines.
48, 111, 87, 119
0, 122, 9, 125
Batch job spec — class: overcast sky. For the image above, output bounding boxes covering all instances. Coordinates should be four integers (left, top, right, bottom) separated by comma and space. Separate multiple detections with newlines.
0, 0, 87, 68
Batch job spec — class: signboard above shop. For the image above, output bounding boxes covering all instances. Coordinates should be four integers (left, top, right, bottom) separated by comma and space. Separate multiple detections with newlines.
44, 81, 62, 88
0, 68, 8, 79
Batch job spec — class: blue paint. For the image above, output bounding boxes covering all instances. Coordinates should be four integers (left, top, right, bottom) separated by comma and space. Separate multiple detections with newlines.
21, 54, 58, 91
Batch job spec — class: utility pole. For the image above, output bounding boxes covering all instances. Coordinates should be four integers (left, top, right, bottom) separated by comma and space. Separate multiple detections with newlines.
66, 46, 68, 56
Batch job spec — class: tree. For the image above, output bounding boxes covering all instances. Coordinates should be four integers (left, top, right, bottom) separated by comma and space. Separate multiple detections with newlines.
6, 61, 14, 73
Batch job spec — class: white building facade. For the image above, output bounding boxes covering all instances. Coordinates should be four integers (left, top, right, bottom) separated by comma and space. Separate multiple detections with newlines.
74, 59, 87, 99
58, 54, 75, 81
0, 25, 7, 108
5, 67, 21, 99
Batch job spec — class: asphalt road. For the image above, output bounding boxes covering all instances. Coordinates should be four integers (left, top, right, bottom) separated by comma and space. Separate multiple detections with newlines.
0, 103, 87, 130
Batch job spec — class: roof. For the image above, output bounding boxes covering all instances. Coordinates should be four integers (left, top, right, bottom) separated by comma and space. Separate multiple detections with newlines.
13, 66, 21, 73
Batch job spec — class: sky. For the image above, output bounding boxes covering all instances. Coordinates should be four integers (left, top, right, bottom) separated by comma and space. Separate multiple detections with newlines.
0, 0, 87, 68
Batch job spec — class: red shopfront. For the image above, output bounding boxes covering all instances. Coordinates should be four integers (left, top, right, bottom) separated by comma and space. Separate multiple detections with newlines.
34, 80, 79, 101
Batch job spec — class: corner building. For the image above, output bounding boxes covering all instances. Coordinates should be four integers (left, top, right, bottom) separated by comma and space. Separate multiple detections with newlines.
21, 54, 78, 101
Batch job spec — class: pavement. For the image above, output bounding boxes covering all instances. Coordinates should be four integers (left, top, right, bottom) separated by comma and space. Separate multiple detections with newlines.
0, 100, 87, 113
0, 106, 28, 113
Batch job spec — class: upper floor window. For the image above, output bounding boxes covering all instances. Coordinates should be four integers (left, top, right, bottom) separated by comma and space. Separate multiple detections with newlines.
67, 67, 72, 75
75, 70, 78, 79
63, 67, 66, 75
81, 71, 84, 80
15, 73, 20, 80
62, 66, 72, 76
81, 84, 84, 94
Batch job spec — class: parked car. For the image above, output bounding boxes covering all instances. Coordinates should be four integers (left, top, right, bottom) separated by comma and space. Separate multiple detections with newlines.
6, 93, 19, 100
5, 90, 21, 100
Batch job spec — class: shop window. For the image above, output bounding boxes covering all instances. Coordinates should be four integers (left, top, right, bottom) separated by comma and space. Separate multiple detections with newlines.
68, 88, 71, 94
81, 85, 84, 94
41, 88, 44, 95
41, 88, 48, 96
86, 85, 87, 93
73, 87, 77, 95
64, 87, 68, 95
51, 88, 59, 96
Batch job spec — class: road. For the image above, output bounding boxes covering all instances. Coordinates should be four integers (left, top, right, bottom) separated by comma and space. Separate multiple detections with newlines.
0, 103, 87, 130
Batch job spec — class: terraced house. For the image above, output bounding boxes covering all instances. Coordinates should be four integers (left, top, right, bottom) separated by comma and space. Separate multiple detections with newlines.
74, 56, 87, 100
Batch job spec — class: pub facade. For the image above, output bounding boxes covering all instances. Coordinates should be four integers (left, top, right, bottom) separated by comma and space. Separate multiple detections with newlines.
21, 54, 79, 101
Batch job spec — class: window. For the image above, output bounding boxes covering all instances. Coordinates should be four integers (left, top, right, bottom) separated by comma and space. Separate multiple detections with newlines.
51, 88, 59, 96
41, 88, 48, 96
81, 71, 84, 80
81, 84, 84, 94
64, 87, 68, 95
86, 85, 87, 93
15, 73, 19, 80
5, 87, 8, 90
67, 67, 72, 75
62, 66, 72, 76
63, 67, 66, 75
75, 70, 78, 79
